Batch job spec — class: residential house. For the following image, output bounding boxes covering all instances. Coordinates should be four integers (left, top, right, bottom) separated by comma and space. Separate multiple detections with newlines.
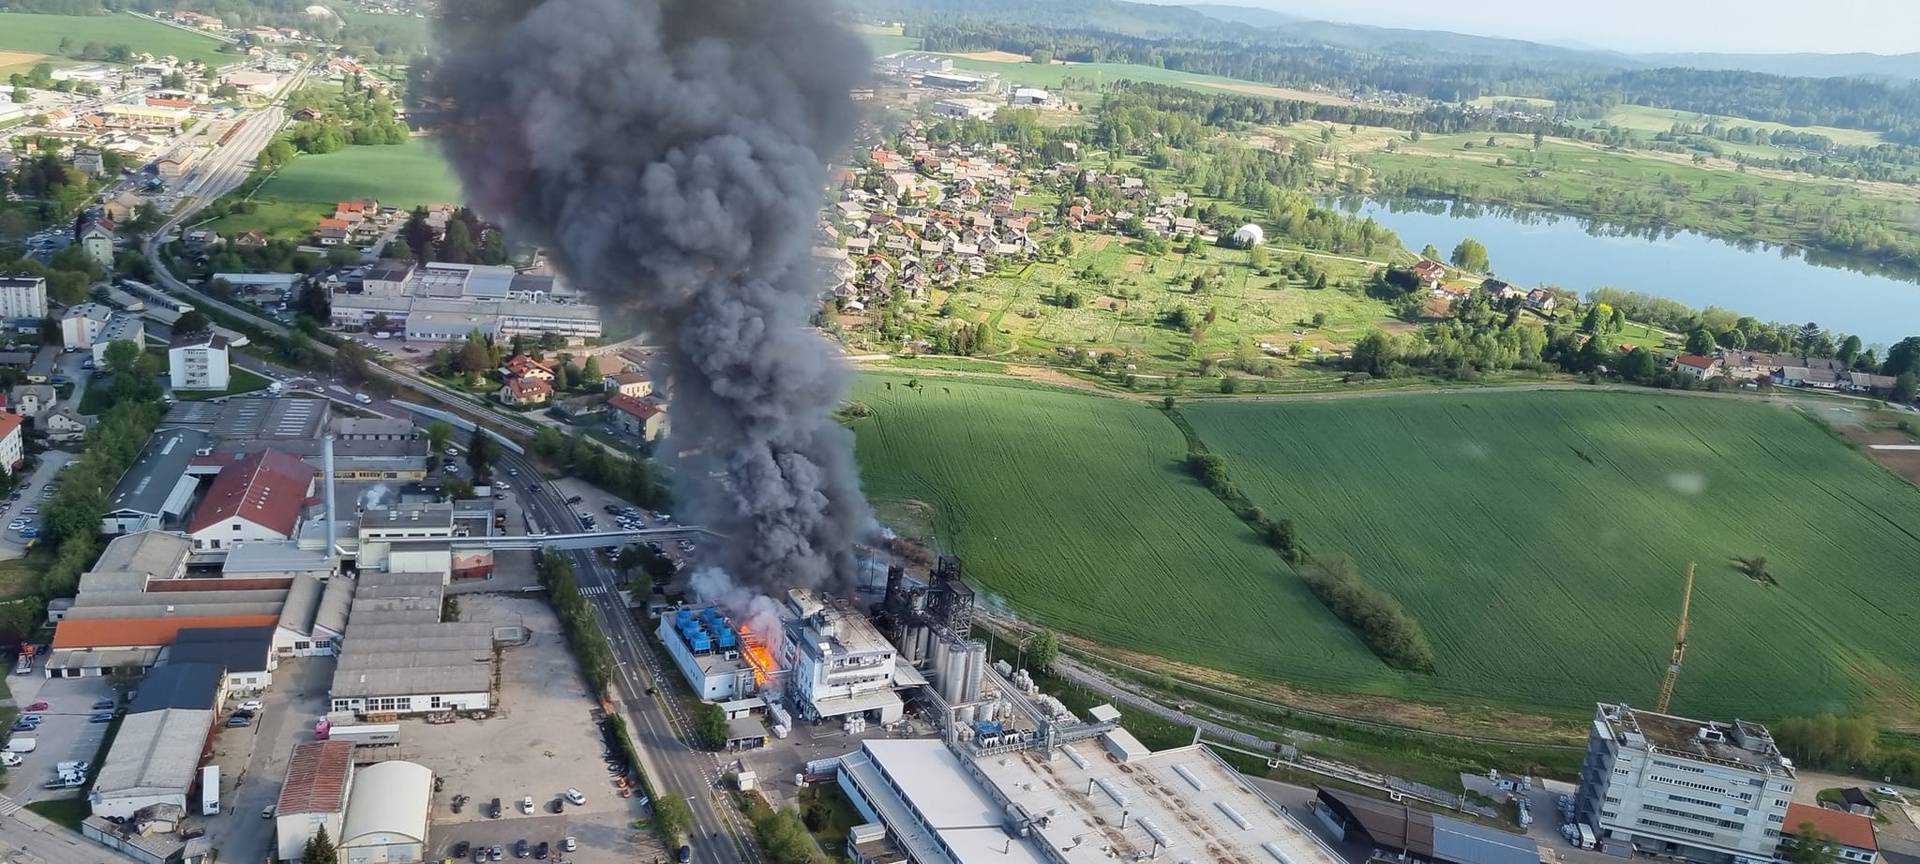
608, 395, 668, 441
1673, 354, 1719, 380
42, 407, 91, 443
497, 376, 552, 407
1778, 803, 1876, 864
602, 372, 653, 399
8, 384, 55, 418
1524, 288, 1557, 311
1412, 260, 1447, 290
77, 216, 116, 271
501, 354, 557, 382
0, 412, 23, 472
168, 333, 231, 392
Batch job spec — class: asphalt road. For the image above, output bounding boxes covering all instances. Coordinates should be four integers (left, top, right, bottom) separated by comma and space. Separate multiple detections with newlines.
495, 446, 759, 864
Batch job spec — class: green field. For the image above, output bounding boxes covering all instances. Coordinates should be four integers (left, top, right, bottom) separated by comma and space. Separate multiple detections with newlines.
939, 54, 1361, 105
846, 374, 1384, 687
0, 12, 233, 69
1598, 104, 1884, 148
1184, 391, 1920, 718
258, 137, 462, 208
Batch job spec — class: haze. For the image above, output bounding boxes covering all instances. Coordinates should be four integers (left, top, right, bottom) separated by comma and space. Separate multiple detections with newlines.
1171, 0, 1920, 54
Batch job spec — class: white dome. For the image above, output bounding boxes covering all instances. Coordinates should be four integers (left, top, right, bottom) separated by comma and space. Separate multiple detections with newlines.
1232, 224, 1265, 247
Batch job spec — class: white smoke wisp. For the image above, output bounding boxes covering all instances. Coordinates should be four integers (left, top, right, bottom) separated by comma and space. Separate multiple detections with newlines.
691, 566, 786, 659
424, 0, 874, 598
360, 483, 393, 510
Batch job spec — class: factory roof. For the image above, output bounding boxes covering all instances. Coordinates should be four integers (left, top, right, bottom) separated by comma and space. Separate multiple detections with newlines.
1595, 703, 1789, 774
975, 743, 1345, 864
65, 301, 114, 323
846, 739, 1050, 864
223, 541, 335, 575
167, 625, 275, 673
108, 429, 213, 517
359, 504, 455, 530
53, 614, 283, 649
796, 597, 895, 660
316, 574, 353, 635
92, 708, 214, 799
187, 449, 315, 535
92, 530, 191, 578
128, 662, 223, 712
331, 662, 492, 698
333, 417, 414, 439
340, 761, 433, 845
278, 740, 354, 816
362, 259, 415, 284
278, 574, 323, 634
163, 396, 328, 441
1314, 787, 1536, 864
72, 586, 290, 612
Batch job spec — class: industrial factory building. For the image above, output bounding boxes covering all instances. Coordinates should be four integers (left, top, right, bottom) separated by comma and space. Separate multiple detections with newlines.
329, 571, 498, 718
1311, 787, 1540, 864
836, 736, 1344, 864
337, 761, 434, 864
276, 740, 355, 862
783, 590, 920, 724
89, 663, 223, 820
658, 606, 761, 701
1575, 703, 1795, 864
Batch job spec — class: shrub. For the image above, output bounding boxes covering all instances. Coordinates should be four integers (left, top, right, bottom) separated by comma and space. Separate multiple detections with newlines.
1301, 557, 1435, 672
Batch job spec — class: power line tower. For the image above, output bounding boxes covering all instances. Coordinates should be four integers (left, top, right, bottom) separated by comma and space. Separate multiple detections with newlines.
1655, 562, 1697, 714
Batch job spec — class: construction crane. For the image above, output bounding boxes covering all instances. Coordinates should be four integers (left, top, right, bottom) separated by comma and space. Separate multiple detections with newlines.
1655, 563, 1697, 714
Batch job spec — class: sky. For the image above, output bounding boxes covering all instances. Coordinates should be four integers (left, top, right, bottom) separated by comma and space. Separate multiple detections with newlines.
1157, 0, 1920, 55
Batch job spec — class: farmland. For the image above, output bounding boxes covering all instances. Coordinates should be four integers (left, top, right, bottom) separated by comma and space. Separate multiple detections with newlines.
845, 373, 1387, 691
0, 12, 234, 69
850, 372, 1920, 722
1184, 390, 1920, 719
212, 138, 461, 239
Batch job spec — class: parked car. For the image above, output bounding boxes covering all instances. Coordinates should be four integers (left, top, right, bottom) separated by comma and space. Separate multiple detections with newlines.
22, 507, 37, 515
21, 528, 37, 539
452, 842, 471, 858
520, 796, 533, 814
565, 495, 583, 505
10, 719, 38, 732
490, 847, 504, 862
24, 701, 47, 712
1875, 786, 1901, 797
561, 838, 576, 853
489, 798, 502, 819
7, 520, 24, 531
354, 393, 371, 404
677, 845, 691, 863
563, 788, 585, 805
261, 806, 275, 819
224, 714, 250, 727
237, 700, 262, 712
91, 699, 114, 710
534, 842, 548, 860
472, 848, 487, 864
513, 840, 529, 859
89, 712, 114, 723
548, 797, 563, 814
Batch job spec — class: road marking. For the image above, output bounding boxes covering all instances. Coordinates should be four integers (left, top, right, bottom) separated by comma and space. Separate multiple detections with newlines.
579, 586, 606, 597
0, 794, 21, 816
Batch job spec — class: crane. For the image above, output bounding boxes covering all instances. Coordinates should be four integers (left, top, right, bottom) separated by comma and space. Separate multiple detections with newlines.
1654, 563, 1696, 714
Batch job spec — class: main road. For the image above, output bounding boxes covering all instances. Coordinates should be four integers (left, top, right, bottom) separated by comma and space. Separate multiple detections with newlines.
134, 68, 756, 864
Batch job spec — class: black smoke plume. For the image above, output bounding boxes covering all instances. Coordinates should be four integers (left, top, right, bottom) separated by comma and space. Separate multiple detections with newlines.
421, 0, 873, 593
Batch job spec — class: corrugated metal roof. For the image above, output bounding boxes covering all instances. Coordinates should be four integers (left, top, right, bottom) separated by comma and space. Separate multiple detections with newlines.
278, 741, 354, 815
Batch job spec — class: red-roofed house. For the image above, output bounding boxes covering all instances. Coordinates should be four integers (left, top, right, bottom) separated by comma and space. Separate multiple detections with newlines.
1674, 353, 1720, 381
608, 394, 669, 441
502, 354, 557, 382
498, 376, 553, 407
1779, 803, 1876, 863
1412, 259, 1446, 290
187, 450, 317, 551
0, 411, 22, 471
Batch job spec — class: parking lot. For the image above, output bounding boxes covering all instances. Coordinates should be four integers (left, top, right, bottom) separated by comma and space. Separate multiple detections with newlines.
0, 451, 75, 560
0, 673, 117, 804
424, 594, 660, 864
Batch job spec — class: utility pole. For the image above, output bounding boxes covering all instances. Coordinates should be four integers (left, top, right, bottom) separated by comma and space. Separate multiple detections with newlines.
1655, 563, 1696, 714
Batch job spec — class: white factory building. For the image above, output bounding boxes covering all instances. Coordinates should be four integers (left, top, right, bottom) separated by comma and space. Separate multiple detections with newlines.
331, 258, 597, 343
337, 761, 433, 864
88, 663, 225, 819
657, 606, 760, 702
1575, 703, 1795, 864
275, 740, 355, 861
836, 737, 1343, 864
328, 570, 496, 718
782, 591, 920, 724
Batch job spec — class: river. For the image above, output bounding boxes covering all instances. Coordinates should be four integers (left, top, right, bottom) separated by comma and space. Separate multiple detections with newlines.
1327, 197, 1920, 347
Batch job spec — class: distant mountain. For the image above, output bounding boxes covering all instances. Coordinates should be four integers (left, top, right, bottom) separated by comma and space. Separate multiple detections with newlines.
1179, 3, 1298, 28
844, 0, 1246, 39
1634, 51, 1920, 81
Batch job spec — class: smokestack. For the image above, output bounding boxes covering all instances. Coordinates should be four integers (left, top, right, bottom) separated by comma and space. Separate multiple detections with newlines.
422, 0, 875, 596
323, 434, 337, 558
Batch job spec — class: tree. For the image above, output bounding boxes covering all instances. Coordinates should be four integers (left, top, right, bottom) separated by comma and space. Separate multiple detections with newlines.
465, 434, 494, 480
102, 339, 141, 378
695, 702, 729, 750
1836, 335, 1862, 367
1027, 629, 1059, 673
1419, 243, 1440, 260
580, 355, 601, 386
1780, 824, 1840, 864
1685, 328, 1715, 355
1449, 238, 1489, 273
302, 826, 338, 864
1884, 336, 1920, 378
403, 207, 434, 263
652, 795, 691, 844
173, 310, 210, 335
426, 420, 453, 455
755, 808, 818, 864
440, 219, 475, 263
1896, 372, 1918, 404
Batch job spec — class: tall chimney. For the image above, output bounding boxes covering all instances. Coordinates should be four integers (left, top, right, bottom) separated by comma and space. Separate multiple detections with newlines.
323, 434, 337, 558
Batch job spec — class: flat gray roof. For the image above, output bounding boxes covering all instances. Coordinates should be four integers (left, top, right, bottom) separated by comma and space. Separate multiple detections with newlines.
360, 505, 455, 530
164, 396, 327, 441
93, 708, 213, 799
108, 429, 213, 518
93, 531, 191, 577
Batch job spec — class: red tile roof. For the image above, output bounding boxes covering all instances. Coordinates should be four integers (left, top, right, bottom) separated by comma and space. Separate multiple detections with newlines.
608, 394, 662, 419
1784, 803, 1876, 851
187, 449, 315, 536
1676, 353, 1716, 369
0, 411, 22, 442
53, 614, 282, 649
278, 740, 354, 815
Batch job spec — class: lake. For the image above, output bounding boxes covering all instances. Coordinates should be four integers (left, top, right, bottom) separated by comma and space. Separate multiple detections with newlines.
1327, 197, 1920, 347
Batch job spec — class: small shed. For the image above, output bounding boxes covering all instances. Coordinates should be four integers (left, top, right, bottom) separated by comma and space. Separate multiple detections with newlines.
724, 716, 767, 751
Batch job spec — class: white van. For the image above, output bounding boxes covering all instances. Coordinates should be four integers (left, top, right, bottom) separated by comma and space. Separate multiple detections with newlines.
0, 751, 21, 767
5, 738, 36, 754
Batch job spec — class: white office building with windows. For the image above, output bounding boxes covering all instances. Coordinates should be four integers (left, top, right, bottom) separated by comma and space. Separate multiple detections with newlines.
1575, 703, 1795, 864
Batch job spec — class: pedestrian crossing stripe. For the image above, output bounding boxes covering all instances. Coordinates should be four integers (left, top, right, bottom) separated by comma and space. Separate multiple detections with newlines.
0, 794, 21, 816
580, 586, 606, 596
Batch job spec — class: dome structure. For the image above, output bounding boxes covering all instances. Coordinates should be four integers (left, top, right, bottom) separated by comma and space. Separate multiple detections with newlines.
1231, 224, 1265, 247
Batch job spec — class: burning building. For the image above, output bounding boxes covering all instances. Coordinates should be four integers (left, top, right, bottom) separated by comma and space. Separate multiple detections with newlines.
657, 607, 762, 701
780, 591, 922, 725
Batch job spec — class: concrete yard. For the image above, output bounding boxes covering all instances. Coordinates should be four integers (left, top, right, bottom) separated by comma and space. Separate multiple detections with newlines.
0, 674, 116, 805
203, 657, 336, 863
423, 594, 660, 864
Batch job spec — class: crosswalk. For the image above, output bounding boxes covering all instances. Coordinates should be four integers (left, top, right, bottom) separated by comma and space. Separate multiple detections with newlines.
0, 794, 21, 817
579, 586, 607, 597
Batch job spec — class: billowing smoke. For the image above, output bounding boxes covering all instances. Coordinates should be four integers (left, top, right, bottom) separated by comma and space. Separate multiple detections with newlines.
422, 0, 874, 594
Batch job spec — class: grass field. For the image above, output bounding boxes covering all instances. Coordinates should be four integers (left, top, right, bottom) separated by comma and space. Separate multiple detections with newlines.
938, 54, 1362, 105
1598, 104, 1884, 148
1184, 391, 1920, 719
0, 12, 233, 69
846, 373, 1386, 690
257, 137, 462, 207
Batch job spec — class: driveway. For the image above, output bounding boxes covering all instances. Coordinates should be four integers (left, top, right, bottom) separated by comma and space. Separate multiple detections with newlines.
202, 657, 336, 863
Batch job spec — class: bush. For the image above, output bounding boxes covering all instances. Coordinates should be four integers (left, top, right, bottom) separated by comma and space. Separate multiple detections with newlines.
1301, 557, 1435, 672
538, 551, 615, 694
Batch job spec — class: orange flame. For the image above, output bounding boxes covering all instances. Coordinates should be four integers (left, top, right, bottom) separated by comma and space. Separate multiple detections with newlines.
737, 624, 777, 687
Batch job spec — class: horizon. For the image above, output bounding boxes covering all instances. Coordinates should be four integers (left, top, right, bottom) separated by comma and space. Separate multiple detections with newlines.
1147, 0, 1920, 56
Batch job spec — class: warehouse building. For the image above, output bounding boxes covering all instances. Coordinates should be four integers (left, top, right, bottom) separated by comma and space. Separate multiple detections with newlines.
92, 530, 192, 581
166, 626, 277, 694
273, 572, 351, 657
338, 761, 433, 864
102, 429, 215, 535
657, 606, 759, 702
185, 449, 318, 553
1575, 703, 1795, 864
329, 294, 603, 344
328, 571, 497, 717
1311, 787, 1540, 864
276, 740, 355, 861
47, 572, 287, 677
91, 664, 221, 819
837, 737, 1343, 864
